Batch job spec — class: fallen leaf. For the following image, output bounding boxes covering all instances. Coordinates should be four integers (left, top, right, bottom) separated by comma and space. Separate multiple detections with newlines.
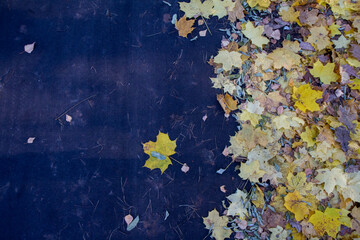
213, 50, 243, 71
307, 26, 331, 51
242, 21, 269, 48
284, 190, 310, 221
142, 131, 177, 174
332, 35, 351, 49
220, 185, 227, 193
199, 29, 207, 37
24, 42, 35, 53
212, 0, 236, 19
335, 126, 351, 152
247, 0, 270, 9
175, 16, 195, 38
66, 114, 72, 122
222, 146, 229, 156
226, 189, 248, 218
292, 84, 323, 112
179, 0, 214, 18
309, 208, 351, 238
269, 225, 288, 240
239, 160, 266, 183
315, 167, 347, 194
309, 60, 339, 84
203, 209, 232, 240
202, 114, 208, 121
181, 163, 190, 173
217, 93, 238, 116
124, 214, 134, 226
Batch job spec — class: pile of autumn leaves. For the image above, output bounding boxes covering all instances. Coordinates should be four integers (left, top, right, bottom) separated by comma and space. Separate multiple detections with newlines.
176, 0, 360, 239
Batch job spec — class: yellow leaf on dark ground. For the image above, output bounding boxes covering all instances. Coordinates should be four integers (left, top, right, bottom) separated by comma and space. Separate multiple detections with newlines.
175, 16, 195, 38
142, 131, 177, 174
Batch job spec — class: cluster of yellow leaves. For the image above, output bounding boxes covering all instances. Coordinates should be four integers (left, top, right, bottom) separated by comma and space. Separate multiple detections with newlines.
190, 0, 360, 239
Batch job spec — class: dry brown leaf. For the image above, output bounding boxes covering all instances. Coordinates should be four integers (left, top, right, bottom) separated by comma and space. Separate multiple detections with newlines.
175, 16, 195, 38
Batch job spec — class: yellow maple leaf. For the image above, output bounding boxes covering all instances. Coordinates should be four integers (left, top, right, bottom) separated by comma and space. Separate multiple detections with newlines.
228, 124, 268, 157
212, 0, 236, 18
309, 60, 339, 84
242, 21, 269, 48
142, 131, 177, 174
300, 126, 319, 147
226, 189, 248, 218
237, 110, 261, 127
348, 78, 360, 91
254, 51, 273, 70
287, 172, 312, 196
279, 5, 300, 24
318, 0, 360, 20
269, 225, 288, 240
203, 209, 232, 240
307, 26, 331, 51
175, 16, 195, 38
247, 0, 270, 9
179, 0, 214, 19
328, 23, 342, 37
268, 47, 301, 70
214, 50, 243, 71
292, 84, 323, 112
251, 185, 265, 209
309, 207, 351, 238
239, 160, 266, 183
284, 190, 310, 221
315, 167, 347, 194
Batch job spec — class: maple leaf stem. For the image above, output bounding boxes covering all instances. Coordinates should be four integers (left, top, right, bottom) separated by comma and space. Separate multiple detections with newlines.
201, 15, 212, 36
223, 160, 234, 171
169, 156, 184, 165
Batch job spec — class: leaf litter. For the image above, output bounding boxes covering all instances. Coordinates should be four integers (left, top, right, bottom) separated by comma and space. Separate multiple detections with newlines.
172, 0, 360, 239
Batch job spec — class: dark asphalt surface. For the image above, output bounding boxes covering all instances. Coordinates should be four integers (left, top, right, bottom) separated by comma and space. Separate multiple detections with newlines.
0, 1, 245, 239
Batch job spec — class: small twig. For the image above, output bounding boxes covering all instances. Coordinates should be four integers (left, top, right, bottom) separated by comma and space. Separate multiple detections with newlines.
55, 94, 97, 120
201, 15, 212, 36
169, 156, 185, 165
